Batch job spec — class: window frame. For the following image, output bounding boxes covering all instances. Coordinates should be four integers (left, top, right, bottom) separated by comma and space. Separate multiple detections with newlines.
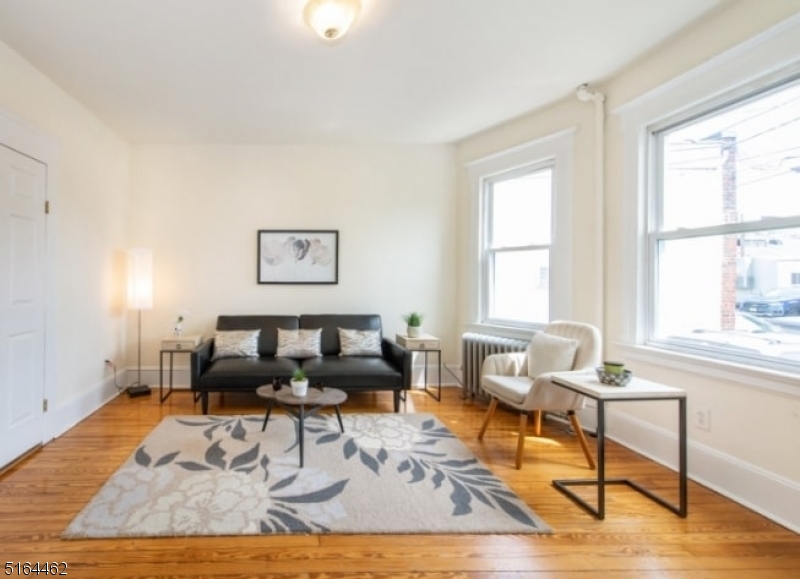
481, 162, 555, 329
646, 76, 800, 373
466, 129, 574, 337
615, 13, 800, 394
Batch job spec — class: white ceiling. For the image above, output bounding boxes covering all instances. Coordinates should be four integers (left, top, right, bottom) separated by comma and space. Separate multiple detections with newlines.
0, 0, 724, 145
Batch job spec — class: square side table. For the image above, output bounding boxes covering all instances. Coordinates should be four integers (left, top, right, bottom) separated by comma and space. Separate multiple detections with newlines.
550, 371, 687, 520
396, 333, 442, 401
159, 334, 203, 403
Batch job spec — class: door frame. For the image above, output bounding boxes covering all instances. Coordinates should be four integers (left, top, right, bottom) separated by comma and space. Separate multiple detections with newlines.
0, 106, 59, 443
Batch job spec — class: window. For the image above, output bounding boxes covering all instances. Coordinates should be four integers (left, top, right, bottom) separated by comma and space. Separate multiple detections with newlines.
467, 130, 574, 332
483, 165, 553, 326
649, 78, 800, 370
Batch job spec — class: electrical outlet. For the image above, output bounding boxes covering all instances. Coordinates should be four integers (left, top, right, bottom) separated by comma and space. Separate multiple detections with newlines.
694, 409, 711, 431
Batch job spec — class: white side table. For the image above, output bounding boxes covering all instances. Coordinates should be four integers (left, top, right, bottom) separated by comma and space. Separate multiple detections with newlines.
550, 372, 688, 520
396, 333, 442, 401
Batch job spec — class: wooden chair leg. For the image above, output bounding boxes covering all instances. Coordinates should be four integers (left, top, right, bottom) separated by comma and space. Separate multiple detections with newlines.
568, 410, 596, 470
533, 410, 542, 436
515, 411, 528, 469
478, 397, 498, 440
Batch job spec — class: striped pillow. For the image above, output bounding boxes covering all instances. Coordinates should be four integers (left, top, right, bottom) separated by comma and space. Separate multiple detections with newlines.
212, 330, 260, 360
276, 328, 322, 359
338, 328, 382, 356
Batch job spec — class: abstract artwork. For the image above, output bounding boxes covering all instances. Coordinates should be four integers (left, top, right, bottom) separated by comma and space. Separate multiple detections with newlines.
257, 230, 338, 284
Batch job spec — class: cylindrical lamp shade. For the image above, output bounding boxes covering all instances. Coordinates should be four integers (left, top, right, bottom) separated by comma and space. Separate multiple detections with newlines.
127, 248, 153, 310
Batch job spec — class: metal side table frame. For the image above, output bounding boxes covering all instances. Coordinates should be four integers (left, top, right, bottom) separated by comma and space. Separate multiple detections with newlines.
159, 347, 201, 403
550, 372, 688, 520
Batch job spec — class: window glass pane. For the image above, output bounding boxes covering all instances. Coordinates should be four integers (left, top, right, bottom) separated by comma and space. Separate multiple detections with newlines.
660, 81, 800, 231
490, 169, 551, 247
489, 249, 549, 324
655, 229, 800, 364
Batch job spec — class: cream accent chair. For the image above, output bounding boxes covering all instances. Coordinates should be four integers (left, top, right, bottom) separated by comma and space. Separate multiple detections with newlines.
477, 321, 601, 469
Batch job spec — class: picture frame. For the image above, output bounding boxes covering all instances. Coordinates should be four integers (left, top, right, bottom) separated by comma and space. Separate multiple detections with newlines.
257, 230, 339, 284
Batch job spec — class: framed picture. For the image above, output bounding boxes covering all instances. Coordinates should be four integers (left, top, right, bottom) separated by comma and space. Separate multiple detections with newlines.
257, 230, 339, 284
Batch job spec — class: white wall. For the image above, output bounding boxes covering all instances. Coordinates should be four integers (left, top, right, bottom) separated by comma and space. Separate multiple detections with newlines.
456, 0, 800, 531
0, 40, 130, 433
128, 143, 458, 371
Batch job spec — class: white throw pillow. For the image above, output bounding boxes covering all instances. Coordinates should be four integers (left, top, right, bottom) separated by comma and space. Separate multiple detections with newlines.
338, 328, 382, 356
526, 332, 579, 379
276, 328, 322, 359
212, 329, 261, 360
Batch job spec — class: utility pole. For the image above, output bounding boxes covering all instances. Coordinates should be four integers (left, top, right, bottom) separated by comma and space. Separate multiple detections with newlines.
720, 135, 738, 331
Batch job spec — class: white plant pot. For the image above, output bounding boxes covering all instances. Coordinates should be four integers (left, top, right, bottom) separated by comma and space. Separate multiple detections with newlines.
407, 326, 421, 338
291, 379, 309, 397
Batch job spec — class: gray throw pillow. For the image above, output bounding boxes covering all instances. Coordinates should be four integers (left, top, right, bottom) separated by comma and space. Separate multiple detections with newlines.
338, 328, 382, 356
212, 330, 260, 360
276, 328, 322, 359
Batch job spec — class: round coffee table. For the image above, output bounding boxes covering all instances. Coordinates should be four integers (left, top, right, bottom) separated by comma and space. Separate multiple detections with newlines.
256, 383, 347, 467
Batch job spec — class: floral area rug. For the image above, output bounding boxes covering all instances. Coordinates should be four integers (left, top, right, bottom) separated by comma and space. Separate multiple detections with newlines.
63, 413, 551, 537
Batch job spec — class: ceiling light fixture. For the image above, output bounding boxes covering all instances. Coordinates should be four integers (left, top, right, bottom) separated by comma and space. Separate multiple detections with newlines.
303, 0, 361, 41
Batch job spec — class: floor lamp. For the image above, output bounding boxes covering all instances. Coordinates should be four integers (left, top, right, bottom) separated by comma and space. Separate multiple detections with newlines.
127, 248, 153, 397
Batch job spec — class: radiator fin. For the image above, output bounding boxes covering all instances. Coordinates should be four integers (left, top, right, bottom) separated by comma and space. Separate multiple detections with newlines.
461, 332, 528, 398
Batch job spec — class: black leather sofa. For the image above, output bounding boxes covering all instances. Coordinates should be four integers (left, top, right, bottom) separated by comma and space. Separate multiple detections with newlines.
190, 314, 412, 414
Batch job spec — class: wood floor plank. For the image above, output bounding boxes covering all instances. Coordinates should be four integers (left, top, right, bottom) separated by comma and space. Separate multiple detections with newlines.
1, 387, 798, 577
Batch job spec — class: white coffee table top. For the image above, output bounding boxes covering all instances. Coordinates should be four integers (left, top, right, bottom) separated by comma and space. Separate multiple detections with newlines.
550, 371, 686, 400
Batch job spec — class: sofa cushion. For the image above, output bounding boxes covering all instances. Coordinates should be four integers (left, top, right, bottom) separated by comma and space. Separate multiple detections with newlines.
338, 328, 382, 356
301, 355, 402, 388
276, 328, 322, 359
198, 357, 300, 390
212, 330, 260, 360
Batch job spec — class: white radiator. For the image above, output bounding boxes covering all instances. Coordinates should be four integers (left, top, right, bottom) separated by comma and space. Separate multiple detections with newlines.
461, 332, 529, 398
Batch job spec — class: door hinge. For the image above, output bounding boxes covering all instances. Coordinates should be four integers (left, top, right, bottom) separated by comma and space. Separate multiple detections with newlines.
44, 200, 50, 214
43, 399, 48, 413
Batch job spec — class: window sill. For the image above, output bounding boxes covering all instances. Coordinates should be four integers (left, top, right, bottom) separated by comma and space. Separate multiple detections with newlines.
617, 343, 800, 399
465, 322, 538, 341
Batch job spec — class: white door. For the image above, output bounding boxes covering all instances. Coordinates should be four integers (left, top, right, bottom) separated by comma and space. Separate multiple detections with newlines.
0, 144, 46, 469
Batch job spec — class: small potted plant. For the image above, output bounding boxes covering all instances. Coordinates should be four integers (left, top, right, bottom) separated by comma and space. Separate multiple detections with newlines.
403, 311, 423, 338
291, 368, 309, 397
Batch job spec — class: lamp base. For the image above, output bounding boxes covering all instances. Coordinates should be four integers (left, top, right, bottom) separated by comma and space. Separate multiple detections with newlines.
127, 384, 151, 397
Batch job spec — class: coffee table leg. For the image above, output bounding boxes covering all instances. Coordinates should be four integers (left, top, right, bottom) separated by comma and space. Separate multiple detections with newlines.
334, 405, 345, 433
261, 400, 274, 432
298, 404, 305, 468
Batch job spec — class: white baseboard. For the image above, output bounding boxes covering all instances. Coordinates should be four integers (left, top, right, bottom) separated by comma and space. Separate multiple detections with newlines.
47, 372, 122, 442
402, 360, 462, 388
599, 407, 800, 534
126, 366, 192, 391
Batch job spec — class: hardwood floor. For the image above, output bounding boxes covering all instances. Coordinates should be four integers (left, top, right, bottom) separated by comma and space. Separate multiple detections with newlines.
2, 386, 798, 578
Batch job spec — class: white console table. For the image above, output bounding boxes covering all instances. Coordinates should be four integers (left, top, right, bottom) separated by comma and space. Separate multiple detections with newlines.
550, 372, 687, 520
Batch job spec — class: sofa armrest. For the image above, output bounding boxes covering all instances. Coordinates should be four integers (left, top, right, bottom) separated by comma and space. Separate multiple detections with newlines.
190, 338, 215, 389
382, 338, 413, 388
482, 351, 527, 377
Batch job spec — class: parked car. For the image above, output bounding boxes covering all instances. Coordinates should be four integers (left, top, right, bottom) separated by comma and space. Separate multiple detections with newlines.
739, 287, 800, 317
666, 312, 800, 361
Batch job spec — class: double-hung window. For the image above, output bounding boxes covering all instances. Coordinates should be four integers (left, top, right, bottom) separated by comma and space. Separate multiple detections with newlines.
649, 77, 800, 371
483, 164, 553, 326
467, 130, 574, 332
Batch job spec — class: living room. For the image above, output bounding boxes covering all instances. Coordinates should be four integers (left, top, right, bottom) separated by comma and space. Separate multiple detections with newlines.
1, 0, 800, 574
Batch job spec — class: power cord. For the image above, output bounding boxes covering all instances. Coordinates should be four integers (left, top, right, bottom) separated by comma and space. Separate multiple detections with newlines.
105, 359, 124, 393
